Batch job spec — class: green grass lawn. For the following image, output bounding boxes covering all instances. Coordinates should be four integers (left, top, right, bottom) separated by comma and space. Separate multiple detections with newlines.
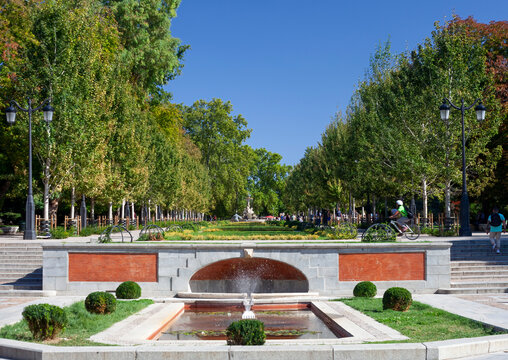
153, 222, 326, 240
338, 298, 504, 342
0, 299, 153, 346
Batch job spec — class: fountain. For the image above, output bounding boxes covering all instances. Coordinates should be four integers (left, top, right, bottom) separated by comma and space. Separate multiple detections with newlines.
242, 196, 256, 220
241, 293, 256, 319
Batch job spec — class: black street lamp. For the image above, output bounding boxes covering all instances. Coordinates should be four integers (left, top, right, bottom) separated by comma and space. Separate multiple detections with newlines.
439, 98, 486, 236
5, 98, 54, 240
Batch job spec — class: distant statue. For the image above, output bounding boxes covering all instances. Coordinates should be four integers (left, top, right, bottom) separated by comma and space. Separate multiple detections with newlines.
243, 196, 256, 220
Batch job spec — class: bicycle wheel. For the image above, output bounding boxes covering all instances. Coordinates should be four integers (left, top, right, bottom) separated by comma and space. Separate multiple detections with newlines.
339, 222, 357, 238
404, 221, 420, 240
362, 223, 394, 242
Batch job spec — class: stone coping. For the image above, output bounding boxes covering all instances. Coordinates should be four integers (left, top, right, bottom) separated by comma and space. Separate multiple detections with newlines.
42, 241, 452, 250
2, 335, 508, 360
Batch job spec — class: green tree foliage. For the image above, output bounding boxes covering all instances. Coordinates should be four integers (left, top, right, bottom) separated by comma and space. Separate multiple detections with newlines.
284, 20, 503, 220
248, 148, 290, 216
1, 0, 289, 223
182, 99, 253, 217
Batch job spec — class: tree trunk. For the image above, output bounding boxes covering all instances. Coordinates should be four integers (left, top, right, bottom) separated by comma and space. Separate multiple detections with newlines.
91, 198, 95, 223
121, 199, 125, 219
445, 180, 451, 218
422, 178, 428, 226
384, 197, 388, 219
108, 202, 113, 222
352, 197, 356, 221
70, 187, 75, 219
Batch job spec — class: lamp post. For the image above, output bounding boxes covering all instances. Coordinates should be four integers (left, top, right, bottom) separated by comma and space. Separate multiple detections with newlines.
439, 98, 486, 236
5, 98, 54, 240
80, 194, 87, 230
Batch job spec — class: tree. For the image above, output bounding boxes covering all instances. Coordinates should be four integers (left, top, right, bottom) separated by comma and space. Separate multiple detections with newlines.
248, 148, 290, 216
447, 17, 508, 209
183, 99, 252, 217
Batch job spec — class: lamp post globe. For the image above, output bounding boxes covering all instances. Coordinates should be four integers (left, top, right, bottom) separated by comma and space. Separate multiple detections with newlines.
475, 103, 486, 121
439, 100, 450, 121
5, 105, 17, 124
42, 104, 55, 123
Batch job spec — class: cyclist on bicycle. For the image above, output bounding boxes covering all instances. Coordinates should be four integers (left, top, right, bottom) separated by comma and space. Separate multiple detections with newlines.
389, 200, 409, 234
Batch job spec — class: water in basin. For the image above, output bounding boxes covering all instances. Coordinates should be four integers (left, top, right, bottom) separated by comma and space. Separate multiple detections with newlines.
158, 308, 340, 340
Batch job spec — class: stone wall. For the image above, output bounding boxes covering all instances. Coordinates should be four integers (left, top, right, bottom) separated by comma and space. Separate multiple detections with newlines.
42, 242, 451, 296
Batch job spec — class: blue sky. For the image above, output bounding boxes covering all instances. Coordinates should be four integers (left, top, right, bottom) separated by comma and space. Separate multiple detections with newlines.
164, 0, 507, 166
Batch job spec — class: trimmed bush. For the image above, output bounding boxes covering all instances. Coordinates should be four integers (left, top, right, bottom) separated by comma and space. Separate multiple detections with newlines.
116, 281, 142, 299
353, 281, 377, 298
22, 304, 67, 340
226, 319, 266, 345
382, 287, 412, 311
85, 292, 116, 314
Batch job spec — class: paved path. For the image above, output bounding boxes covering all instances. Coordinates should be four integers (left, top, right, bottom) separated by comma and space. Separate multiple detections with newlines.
415, 294, 508, 330
463, 351, 508, 359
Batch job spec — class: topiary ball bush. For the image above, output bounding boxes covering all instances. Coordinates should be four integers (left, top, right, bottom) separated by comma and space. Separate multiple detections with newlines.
85, 291, 117, 314
353, 281, 377, 298
382, 287, 412, 311
226, 319, 266, 345
22, 303, 67, 340
116, 281, 141, 299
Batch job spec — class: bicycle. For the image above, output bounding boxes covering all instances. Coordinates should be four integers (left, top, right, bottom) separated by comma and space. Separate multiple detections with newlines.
362, 219, 420, 242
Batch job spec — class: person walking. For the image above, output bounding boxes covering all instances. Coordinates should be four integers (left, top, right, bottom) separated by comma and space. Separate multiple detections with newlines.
486, 206, 506, 254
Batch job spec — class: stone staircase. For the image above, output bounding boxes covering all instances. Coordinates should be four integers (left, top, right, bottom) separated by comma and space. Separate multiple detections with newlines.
438, 240, 508, 295
0, 243, 43, 293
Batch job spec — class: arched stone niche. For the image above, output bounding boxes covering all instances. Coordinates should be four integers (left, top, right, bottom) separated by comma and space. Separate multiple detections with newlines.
189, 257, 309, 293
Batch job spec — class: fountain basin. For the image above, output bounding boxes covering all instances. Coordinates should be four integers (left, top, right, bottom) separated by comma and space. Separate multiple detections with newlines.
90, 299, 408, 345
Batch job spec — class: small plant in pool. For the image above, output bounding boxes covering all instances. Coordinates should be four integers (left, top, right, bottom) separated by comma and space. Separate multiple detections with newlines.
226, 319, 266, 345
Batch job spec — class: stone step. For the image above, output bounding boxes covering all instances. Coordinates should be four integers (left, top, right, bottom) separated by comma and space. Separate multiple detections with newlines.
0, 289, 56, 297
437, 287, 508, 295
0, 251, 42, 255
451, 255, 508, 260
0, 273, 42, 280
0, 261, 42, 266
0, 283, 42, 290
0, 256, 43, 260
450, 263, 508, 271
451, 260, 508, 266
0, 264, 43, 268
0, 267, 42, 273
0, 243, 42, 247
451, 270, 508, 280
451, 281, 508, 288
